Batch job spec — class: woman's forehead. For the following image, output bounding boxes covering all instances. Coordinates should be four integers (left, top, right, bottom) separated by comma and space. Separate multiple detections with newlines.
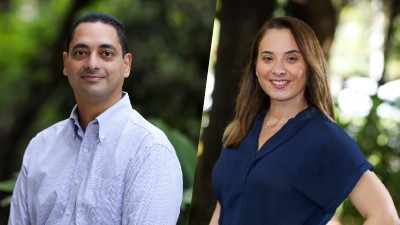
258, 28, 300, 53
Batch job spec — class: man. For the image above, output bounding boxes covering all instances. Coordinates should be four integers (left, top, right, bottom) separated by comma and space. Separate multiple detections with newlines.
8, 12, 183, 225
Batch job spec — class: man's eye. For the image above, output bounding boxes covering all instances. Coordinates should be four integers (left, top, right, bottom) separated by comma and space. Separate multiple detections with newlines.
102, 51, 114, 57
74, 51, 87, 57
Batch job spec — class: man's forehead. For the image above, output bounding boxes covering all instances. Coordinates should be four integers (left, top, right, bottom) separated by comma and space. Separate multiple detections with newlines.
70, 22, 121, 50
73, 22, 118, 37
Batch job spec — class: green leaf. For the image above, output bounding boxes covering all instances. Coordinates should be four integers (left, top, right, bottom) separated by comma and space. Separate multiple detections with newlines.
0, 179, 16, 192
0, 196, 12, 207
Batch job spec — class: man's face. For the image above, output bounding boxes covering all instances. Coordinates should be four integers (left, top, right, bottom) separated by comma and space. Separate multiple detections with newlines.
63, 22, 132, 104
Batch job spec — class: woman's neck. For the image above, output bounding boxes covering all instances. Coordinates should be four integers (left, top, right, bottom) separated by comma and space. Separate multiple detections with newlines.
266, 98, 308, 124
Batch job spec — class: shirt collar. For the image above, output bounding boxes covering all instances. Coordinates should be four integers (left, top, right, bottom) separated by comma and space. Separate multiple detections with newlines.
69, 105, 82, 139
69, 92, 133, 141
253, 106, 316, 160
96, 92, 133, 141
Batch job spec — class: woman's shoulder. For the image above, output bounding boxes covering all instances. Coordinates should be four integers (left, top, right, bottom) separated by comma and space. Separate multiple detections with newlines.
305, 108, 357, 146
307, 108, 339, 130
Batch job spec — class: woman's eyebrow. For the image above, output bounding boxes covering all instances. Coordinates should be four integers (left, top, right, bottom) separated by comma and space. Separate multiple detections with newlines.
261, 50, 273, 54
260, 50, 301, 54
285, 50, 301, 54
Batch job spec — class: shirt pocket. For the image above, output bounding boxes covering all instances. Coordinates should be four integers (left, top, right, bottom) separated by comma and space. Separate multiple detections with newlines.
76, 176, 124, 225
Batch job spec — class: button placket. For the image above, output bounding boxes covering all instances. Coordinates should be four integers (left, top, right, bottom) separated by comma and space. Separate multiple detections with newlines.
61, 123, 97, 224
99, 135, 105, 142
83, 147, 88, 153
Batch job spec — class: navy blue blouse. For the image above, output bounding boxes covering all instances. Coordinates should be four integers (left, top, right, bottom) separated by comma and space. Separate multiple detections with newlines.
212, 107, 373, 225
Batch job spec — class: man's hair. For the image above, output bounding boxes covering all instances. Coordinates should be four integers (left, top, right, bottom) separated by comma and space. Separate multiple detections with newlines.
66, 12, 129, 55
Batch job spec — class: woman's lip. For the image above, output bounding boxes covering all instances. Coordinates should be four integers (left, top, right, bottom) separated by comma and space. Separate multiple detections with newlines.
270, 80, 289, 88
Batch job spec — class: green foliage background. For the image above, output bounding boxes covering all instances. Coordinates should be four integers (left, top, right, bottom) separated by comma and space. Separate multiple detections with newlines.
0, 0, 215, 224
336, 96, 400, 224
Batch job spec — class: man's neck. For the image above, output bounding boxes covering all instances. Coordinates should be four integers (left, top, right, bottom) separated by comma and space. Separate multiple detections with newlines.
75, 93, 123, 132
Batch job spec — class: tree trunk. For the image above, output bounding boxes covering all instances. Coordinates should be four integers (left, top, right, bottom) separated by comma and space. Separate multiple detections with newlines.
380, 0, 400, 85
189, 1, 275, 224
289, 0, 338, 57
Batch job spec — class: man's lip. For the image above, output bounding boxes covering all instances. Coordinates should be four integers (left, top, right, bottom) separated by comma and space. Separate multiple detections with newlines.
80, 74, 104, 78
80, 74, 105, 82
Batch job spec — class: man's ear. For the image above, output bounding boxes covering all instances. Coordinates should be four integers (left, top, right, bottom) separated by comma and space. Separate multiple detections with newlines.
62, 52, 68, 76
123, 53, 132, 78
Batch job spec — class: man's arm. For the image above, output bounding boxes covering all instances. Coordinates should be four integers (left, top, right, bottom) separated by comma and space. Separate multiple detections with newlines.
8, 150, 31, 225
122, 143, 183, 225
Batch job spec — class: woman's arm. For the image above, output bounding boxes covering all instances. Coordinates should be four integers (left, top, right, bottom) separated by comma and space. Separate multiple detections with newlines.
209, 201, 221, 225
349, 170, 400, 225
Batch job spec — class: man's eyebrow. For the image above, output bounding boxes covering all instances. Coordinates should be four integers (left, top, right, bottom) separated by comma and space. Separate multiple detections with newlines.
261, 50, 302, 54
71, 43, 117, 52
99, 44, 117, 52
71, 43, 89, 50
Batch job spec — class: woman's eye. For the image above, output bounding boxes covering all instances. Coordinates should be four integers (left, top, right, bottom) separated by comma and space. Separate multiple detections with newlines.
287, 56, 298, 62
263, 56, 273, 62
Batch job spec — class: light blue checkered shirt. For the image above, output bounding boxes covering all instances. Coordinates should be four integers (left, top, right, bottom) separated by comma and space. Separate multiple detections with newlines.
8, 93, 183, 225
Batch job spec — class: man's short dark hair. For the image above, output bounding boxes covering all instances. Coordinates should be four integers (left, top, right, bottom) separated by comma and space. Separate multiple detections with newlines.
66, 12, 129, 55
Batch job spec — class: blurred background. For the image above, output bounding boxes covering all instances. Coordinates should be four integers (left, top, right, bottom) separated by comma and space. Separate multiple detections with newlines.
0, 0, 215, 224
191, 0, 400, 224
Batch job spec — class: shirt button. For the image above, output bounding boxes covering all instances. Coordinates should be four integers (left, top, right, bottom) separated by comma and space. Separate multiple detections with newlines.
100, 135, 105, 141
74, 179, 80, 185
65, 210, 71, 216
83, 148, 88, 153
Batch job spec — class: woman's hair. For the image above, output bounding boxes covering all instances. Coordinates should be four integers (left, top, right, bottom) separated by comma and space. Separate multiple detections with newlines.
222, 16, 335, 148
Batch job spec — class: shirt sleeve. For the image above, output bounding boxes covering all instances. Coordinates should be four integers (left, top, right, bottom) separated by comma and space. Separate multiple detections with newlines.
293, 119, 373, 213
8, 141, 33, 225
121, 142, 183, 225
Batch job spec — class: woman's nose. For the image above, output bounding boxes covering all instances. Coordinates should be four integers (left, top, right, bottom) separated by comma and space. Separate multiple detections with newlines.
272, 69, 286, 76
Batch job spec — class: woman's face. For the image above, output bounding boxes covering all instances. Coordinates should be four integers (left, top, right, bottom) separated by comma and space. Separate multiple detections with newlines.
255, 28, 308, 105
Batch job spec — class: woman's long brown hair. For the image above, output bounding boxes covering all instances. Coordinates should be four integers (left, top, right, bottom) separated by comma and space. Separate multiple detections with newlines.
222, 16, 335, 148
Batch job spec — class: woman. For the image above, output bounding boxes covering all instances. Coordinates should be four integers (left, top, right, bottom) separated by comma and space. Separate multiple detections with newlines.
210, 16, 399, 225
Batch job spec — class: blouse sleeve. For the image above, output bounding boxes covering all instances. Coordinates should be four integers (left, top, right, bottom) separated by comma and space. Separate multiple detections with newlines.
292, 118, 373, 213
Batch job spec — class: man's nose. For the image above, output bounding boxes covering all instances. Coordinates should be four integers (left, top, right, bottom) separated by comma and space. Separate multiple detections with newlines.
84, 54, 100, 70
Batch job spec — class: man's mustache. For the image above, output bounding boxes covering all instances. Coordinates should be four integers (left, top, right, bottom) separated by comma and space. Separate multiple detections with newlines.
78, 70, 107, 78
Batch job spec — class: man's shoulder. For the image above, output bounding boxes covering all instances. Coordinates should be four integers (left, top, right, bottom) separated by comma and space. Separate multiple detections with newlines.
23, 118, 72, 154
126, 110, 173, 149
34, 118, 71, 139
